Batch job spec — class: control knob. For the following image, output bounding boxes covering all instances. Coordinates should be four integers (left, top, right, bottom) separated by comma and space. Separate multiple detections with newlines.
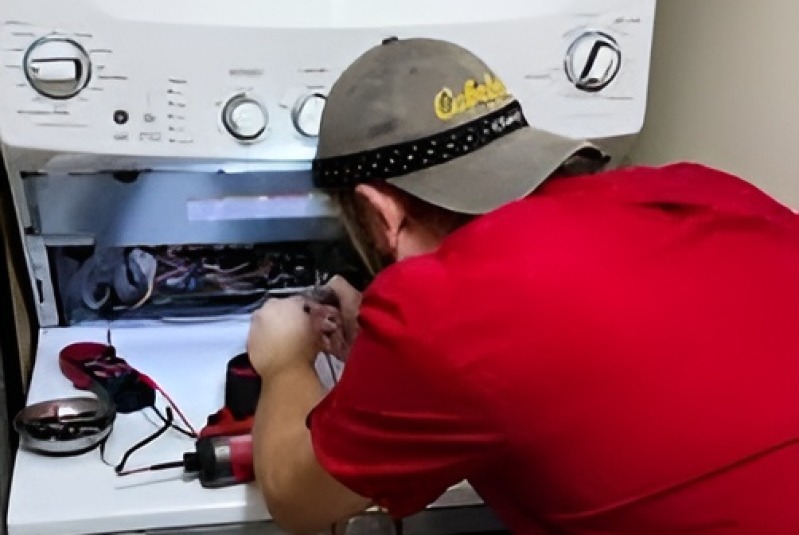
222, 94, 268, 142
565, 31, 622, 92
291, 93, 326, 138
24, 36, 92, 99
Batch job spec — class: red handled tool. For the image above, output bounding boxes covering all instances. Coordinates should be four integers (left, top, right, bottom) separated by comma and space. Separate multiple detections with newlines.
180, 352, 259, 487
59, 334, 197, 434
183, 434, 254, 488
133, 434, 255, 488
199, 353, 260, 439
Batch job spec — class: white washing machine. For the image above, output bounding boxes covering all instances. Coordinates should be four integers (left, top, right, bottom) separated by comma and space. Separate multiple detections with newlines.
0, 1, 657, 534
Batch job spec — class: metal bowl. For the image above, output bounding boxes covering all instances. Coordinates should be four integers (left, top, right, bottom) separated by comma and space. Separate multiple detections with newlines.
14, 396, 115, 456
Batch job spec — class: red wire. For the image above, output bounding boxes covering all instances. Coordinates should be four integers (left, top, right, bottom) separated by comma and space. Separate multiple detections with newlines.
140, 374, 198, 437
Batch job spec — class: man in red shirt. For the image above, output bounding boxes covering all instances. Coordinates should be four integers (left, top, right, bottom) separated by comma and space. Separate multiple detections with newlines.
247, 38, 799, 534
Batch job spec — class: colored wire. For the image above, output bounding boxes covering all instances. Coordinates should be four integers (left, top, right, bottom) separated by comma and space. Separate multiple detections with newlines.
151, 405, 195, 438
324, 353, 339, 386
117, 460, 185, 477
107, 327, 196, 437
139, 374, 198, 437
114, 407, 174, 474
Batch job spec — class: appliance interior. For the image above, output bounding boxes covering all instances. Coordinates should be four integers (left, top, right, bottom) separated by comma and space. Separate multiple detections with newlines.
22, 166, 371, 326
0, 1, 656, 534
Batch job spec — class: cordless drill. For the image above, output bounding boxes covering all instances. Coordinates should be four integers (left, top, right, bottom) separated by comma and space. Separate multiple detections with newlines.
183, 433, 254, 488
180, 352, 258, 488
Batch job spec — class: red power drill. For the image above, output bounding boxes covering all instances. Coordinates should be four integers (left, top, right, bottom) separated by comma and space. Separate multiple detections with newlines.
181, 352, 258, 488
183, 433, 254, 488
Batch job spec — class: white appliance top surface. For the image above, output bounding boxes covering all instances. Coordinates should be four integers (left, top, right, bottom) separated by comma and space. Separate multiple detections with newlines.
0, 0, 656, 171
8, 321, 480, 535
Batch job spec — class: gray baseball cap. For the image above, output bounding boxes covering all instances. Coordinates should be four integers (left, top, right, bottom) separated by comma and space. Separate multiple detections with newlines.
312, 37, 597, 214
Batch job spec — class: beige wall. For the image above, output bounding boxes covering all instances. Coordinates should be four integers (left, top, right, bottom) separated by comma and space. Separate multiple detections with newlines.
630, 0, 799, 209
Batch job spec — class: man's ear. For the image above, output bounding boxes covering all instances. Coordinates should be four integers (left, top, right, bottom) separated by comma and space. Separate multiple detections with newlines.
353, 184, 406, 255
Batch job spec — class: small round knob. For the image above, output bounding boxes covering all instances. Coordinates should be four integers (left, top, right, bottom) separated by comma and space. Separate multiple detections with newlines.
565, 31, 622, 93
291, 93, 326, 138
23, 36, 91, 99
222, 95, 268, 142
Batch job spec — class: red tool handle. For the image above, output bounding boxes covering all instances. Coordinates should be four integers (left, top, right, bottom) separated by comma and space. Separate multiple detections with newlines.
228, 434, 254, 484
200, 406, 254, 439
189, 434, 255, 488
59, 342, 113, 390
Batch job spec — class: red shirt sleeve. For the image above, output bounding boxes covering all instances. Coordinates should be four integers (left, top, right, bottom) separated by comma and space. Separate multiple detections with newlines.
308, 257, 504, 518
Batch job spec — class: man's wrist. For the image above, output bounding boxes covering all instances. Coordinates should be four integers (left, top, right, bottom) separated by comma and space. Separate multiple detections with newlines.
259, 359, 318, 389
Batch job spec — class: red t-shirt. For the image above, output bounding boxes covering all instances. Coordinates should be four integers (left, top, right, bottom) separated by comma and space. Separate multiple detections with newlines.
309, 163, 799, 534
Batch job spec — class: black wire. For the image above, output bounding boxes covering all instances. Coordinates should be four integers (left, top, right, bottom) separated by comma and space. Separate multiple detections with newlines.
151, 405, 195, 438
101, 406, 193, 472
114, 407, 174, 474
99, 438, 114, 468
147, 460, 185, 471
117, 460, 185, 476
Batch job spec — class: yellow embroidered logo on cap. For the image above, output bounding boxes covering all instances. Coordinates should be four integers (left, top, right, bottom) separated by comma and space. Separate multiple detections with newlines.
434, 74, 509, 121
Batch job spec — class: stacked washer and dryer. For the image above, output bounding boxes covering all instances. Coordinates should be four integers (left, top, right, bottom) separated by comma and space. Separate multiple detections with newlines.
0, 1, 656, 534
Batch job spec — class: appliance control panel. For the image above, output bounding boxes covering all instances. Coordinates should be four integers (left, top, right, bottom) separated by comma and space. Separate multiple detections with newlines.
0, 0, 656, 168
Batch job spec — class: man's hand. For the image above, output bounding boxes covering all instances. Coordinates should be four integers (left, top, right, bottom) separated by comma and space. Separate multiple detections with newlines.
247, 295, 342, 377
324, 276, 363, 360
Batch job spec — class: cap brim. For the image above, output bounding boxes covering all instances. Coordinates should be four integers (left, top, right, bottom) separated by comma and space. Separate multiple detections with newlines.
387, 126, 595, 214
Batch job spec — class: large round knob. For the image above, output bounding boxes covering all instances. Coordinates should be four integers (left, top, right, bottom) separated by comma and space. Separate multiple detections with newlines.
23, 36, 92, 99
565, 31, 622, 93
222, 95, 268, 142
291, 93, 326, 138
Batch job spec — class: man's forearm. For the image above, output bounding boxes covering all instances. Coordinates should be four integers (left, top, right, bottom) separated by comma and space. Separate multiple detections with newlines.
253, 361, 324, 498
252, 361, 369, 534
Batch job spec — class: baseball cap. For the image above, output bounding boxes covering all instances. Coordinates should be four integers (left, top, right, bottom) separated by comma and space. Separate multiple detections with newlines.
312, 37, 601, 214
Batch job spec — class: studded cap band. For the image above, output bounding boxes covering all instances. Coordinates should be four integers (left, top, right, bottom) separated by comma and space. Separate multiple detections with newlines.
312, 100, 529, 189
